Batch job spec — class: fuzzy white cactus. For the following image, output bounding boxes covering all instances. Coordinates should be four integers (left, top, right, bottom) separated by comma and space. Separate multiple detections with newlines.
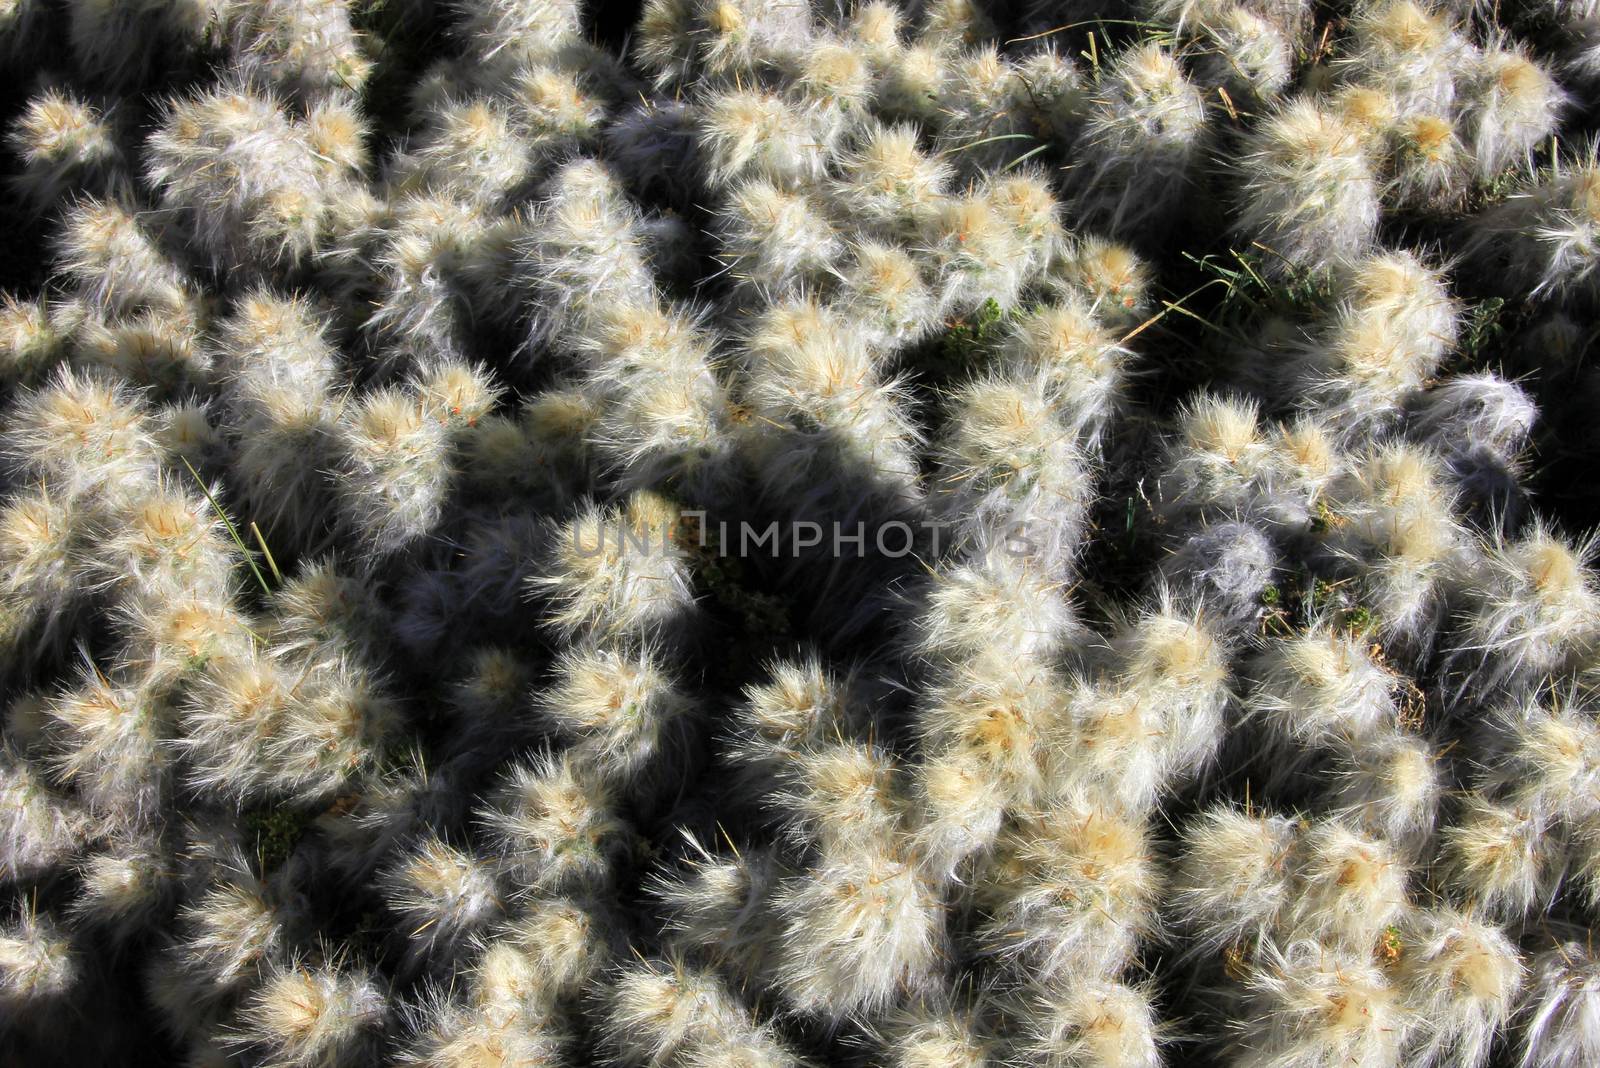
5, 0, 1600, 1061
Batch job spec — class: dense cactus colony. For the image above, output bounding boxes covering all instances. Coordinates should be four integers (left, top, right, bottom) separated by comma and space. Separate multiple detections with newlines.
3, 0, 1600, 1066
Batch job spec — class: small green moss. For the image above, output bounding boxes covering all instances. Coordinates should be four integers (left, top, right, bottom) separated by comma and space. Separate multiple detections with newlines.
683, 517, 792, 642
1482, 169, 1525, 203
1188, 248, 1335, 323
1460, 297, 1507, 362
243, 805, 315, 874
1258, 579, 1298, 638
923, 298, 1009, 382
1378, 924, 1404, 965
1309, 499, 1340, 535
1343, 605, 1375, 633
895, 298, 1020, 390
705, 557, 790, 638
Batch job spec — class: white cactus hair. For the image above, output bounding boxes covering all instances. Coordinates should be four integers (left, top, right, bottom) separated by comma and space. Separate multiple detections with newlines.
697, 86, 830, 192
918, 190, 1034, 318
934, 46, 1037, 174
333, 385, 456, 560
143, 82, 346, 275
1281, 820, 1408, 948
218, 0, 373, 105
1475, 689, 1600, 822
5, 363, 162, 502
911, 748, 1008, 883
265, 556, 387, 664
1170, 804, 1299, 952
917, 647, 1063, 810
0, 487, 87, 666
1291, 248, 1459, 439
1335, 0, 1465, 114
0, 291, 80, 387
1012, 47, 1089, 145
1014, 976, 1164, 1068
46, 656, 174, 826
1398, 906, 1524, 1068
1565, 17, 1600, 88
978, 170, 1067, 280
1325, 440, 1462, 657
1325, 728, 1441, 852
731, 651, 856, 766
8, 88, 125, 213
5, 0, 1600, 1059
1245, 623, 1399, 753
162, 871, 293, 1013
1155, 391, 1278, 525
602, 954, 804, 1067
449, 0, 582, 72
1447, 521, 1600, 699
1385, 113, 1471, 212
0, 743, 89, 884
477, 750, 632, 894
651, 833, 783, 987
1158, 519, 1278, 631
174, 649, 294, 803
508, 63, 608, 161
739, 300, 922, 509
1052, 675, 1173, 812
1112, 588, 1232, 776
929, 372, 1093, 571
379, 835, 503, 972
1518, 940, 1600, 1068
874, 42, 948, 126
388, 97, 531, 206
828, 121, 951, 241
536, 639, 694, 786
835, 239, 940, 349
1229, 938, 1415, 1068
230, 956, 389, 1068
1185, 3, 1293, 106
1439, 792, 1561, 920
354, 193, 488, 365
518, 158, 657, 351
771, 842, 947, 1019
264, 656, 399, 803
528, 490, 697, 641
1051, 235, 1153, 331
977, 790, 1163, 982
392, 979, 563, 1066
1066, 42, 1208, 241
868, 997, 995, 1068
491, 894, 612, 1010
0, 906, 77, 1012
1457, 44, 1564, 181
214, 287, 345, 546
904, 544, 1083, 665
1568, 812, 1600, 913
54, 196, 195, 320
1408, 372, 1537, 460
1233, 98, 1380, 276
1464, 146, 1600, 303
71, 835, 176, 941
715, 179, 842, 301
998, 294, 1134, 452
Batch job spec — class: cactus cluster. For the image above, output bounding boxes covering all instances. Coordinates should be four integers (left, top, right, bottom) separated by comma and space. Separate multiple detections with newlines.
4, 0, 1600, 1066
